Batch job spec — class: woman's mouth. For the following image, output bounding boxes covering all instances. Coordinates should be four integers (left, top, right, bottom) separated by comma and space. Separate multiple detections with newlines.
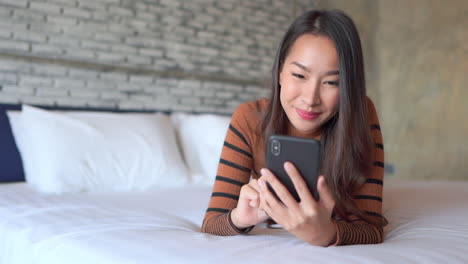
296, 108, 321, 120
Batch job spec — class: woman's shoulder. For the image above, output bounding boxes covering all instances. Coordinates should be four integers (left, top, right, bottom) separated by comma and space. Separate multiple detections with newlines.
230, 97, 267, 138
364, 96, 376, 109
364, 96, 380, 124
234, 97, 268, 113
231, 97, 268, 122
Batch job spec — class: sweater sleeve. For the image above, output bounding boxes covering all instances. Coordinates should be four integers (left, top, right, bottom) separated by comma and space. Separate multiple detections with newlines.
333, 97, 386, 245
201, 103, 255, 235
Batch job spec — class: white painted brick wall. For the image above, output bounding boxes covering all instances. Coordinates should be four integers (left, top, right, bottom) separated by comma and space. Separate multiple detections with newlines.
0, 40, 29, 52
54, 78, 86, 89
0, 0, 312, 112
1, 0, 28, 8
32, 44, 64, 56
22, 96, 55, 106
0, 73, 17, 84
36, 87, 68, 97
2, 85, 34, 95
20, 75, 54, 86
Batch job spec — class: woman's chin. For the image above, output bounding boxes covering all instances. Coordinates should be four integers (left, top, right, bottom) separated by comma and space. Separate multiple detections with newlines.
291, 121, 321, 135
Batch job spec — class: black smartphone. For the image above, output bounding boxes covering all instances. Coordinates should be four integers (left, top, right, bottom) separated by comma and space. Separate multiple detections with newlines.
266, 135, 321, 202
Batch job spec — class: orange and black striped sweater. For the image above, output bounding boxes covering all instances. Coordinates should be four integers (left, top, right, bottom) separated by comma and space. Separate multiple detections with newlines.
201, 97, 385, 245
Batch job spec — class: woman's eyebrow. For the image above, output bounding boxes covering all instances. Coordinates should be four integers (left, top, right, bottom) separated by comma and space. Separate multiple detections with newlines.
325, 70, 339, 76
291, 61, 339, 76
291, 61, 310, 72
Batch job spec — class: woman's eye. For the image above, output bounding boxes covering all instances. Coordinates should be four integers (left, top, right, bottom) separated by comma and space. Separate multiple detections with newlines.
324, 81, 339, 86
292, 73, 305, 79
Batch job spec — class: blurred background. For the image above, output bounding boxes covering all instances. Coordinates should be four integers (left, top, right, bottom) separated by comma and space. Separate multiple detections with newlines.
0, 0, 466, 181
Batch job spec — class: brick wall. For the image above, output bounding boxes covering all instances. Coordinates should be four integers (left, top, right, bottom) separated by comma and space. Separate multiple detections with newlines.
0, 0, 311, 113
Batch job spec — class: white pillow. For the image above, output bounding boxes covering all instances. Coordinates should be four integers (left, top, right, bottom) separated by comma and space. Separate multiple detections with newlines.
8, 105, 189, 194
171, 112, 231, 185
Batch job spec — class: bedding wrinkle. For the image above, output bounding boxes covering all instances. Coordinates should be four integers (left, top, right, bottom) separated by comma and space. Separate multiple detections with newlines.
82, 155, 100, 191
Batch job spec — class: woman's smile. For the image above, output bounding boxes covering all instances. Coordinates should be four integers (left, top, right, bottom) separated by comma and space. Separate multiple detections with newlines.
295, 108, 321, 120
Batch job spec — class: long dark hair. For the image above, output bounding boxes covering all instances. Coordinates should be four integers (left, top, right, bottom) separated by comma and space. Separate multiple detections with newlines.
261, 9, 385, 226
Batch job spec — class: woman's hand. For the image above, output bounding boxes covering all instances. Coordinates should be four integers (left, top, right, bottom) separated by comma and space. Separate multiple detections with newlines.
231, 179, 270, 229
258, 162, 337, 246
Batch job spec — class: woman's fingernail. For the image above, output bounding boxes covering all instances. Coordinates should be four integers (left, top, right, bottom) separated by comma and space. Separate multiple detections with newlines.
260, 168, 266, 175
284, 162, 292, 171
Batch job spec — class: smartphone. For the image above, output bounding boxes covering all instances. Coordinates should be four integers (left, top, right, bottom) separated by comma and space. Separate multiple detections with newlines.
266, 135, 321, 202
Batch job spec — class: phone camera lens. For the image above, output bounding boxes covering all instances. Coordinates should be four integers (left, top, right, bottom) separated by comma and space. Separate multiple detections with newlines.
271, 140, 281, 156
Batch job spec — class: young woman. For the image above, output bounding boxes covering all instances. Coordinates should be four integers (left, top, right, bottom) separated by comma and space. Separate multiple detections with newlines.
201, 9, 387, 246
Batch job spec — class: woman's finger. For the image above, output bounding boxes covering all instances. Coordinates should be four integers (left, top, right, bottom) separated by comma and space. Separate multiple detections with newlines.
260, 168, 297, 208
249, 178, 262, 193
258, 171, 291, 210
317, 176, 336, 212
259, 185, 273, 217
249, 199, 259, 207
240, 184, 260, 206
284, 161, 315, 206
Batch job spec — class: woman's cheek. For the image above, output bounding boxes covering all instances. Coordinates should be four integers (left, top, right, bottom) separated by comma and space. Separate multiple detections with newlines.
280, 78, 298, 104
324, 89, 340, 110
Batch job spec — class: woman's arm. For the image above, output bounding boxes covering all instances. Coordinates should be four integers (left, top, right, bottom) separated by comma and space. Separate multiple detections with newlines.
201, 103, 256, 235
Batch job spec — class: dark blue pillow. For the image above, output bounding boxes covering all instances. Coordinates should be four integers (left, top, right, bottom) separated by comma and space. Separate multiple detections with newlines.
0, 104, 25, 182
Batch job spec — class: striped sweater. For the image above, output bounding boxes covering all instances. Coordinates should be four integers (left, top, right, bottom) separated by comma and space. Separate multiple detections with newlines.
201, 97, 385, 245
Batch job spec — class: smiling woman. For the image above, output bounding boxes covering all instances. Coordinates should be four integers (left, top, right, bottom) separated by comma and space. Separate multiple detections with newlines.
201, 9, 386, 246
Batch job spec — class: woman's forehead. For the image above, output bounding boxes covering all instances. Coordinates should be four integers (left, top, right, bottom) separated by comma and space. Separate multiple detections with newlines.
286, 34, 339, 72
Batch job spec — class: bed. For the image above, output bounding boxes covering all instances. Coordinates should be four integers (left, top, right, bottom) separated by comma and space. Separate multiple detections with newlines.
1, 103, 467, 264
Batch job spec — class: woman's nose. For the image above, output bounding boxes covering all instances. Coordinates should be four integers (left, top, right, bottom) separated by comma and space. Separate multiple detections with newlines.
301, 82, 321, 106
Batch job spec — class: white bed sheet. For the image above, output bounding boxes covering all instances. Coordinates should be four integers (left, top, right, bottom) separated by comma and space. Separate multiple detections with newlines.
0, 179, 467, 264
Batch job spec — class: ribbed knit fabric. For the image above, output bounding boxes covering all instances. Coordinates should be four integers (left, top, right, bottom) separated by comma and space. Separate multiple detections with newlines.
201, 97, 385, 245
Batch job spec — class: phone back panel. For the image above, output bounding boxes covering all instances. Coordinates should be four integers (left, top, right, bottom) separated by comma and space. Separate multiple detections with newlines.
266, 135, 320, 202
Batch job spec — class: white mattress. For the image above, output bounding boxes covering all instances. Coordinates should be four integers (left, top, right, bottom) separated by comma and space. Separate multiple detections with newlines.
1, 179, 467, 264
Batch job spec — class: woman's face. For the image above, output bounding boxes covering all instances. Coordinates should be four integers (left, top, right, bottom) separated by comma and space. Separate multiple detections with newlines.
279, 34, 340, 135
